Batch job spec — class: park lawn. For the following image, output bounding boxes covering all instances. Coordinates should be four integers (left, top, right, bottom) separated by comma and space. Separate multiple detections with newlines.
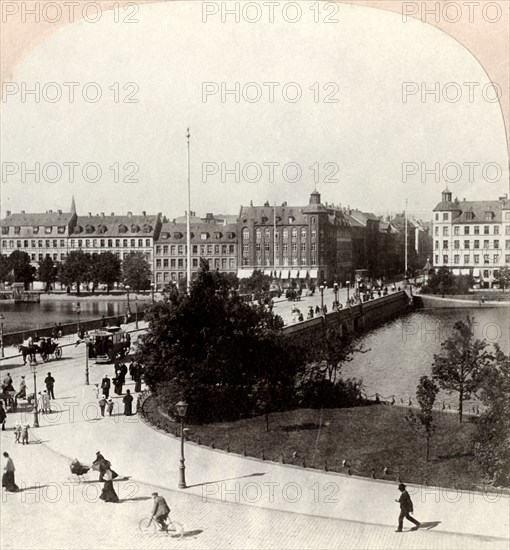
185, 405, 484, 490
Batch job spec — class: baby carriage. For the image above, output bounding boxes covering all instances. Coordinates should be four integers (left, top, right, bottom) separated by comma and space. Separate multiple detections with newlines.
70, 459, 90, 481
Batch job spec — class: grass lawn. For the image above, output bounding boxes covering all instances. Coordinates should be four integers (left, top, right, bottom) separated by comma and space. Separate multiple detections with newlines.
179, 405, 485, 490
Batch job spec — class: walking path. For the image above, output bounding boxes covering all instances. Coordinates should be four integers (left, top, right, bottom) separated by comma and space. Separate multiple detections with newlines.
1, 343, 508, 549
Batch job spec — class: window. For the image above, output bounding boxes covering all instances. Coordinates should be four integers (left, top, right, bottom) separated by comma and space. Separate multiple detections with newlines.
474, 240, 480, 249
156, 259, 161, 268
464, 240, 469, 249
311, 256, 317, 265
171, 259, 176, 268
214, 245, 220, 254
506, 212, 510, 220
45, 227, 52, 234
264, 228, 271, 241
16, 240, 21, 248
443, 255, 448, 264
201, 233, 209, 240
464, 226, 470, 235
494, 226, 499, 235
229, 245, 234, 254
435, 213, 439, 221
311, 217, 316, 225
435, 255, 439, 264
145, 239, 150, 247
138, 239, 143, 247
282, 243, 288, 253
85, 239, 90, 247
454, 240, 459, 249
506, 255, 510, 264
14, 226, 20, 235
108, 239, 113, 247
242, 228, 249, 241
311, 230, 316, 239
443, 227, 448, 236
301, 228, 306, 239
434, 240, 439, 249
123, 239, 128, 247
434, 227, 439, 236
301, 257, 307, 265
78, 240, 82, 247
292, 243, 297, 252
301, 242, 306, 251
214, 232, 223, 240
494, 255, 499, 263
221, 245, 227, 254
443, 213, 448, 221
32, 227, 38, 234
265, 243, 270, 252
484, 226, 490, 234
282, 228, 288, 240
229, 258, 235, 268
193, 245, 198, 254
178, 245, 184, 255
100, 239, 105, 247
311, 243, 317, 252
207, 245, 213, 254
483, 240, 489, 249
170, 245, 175, 255
464, 255, 469, 264
453, 226, 459, 235
193, 258, 199, 268
506, 240, 510, 250
255, 229, 261, 241
494, 240, 499, 249
485, 212, 493, 221
484, 255, 490, 264
38, 240, 43, 248
454, 255, 459, 264
31, 240, 36, 247
443, 240, 448, 249
474, 226, 479, 235
60, 240, 65, 247
242, 244, 249, 255
178, 259, 184, 268
291, 228, 297, 241
221, 258, 227, 268
163, 259, 169, 268
23, 240, 28, 248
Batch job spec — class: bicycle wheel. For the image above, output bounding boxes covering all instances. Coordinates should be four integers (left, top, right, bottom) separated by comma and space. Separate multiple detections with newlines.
167, 520, 184, 538
138, 517, 158, 534
55, 347, 62, 359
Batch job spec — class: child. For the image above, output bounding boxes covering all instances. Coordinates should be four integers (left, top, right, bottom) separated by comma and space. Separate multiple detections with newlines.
21, 423, 29, 445
14, 423, 21, 444
94, 384, 100, 399
107, 399, 114, 417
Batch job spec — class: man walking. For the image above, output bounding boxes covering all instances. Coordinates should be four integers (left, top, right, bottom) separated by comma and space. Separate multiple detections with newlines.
150, 492, 170, 531
395, 483, 420, 532
101, 376, 111, 399
44, 372, 55, 399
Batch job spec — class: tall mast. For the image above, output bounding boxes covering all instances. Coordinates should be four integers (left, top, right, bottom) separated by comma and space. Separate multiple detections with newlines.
273, 202, 277, 277
186, 128, 191, 293
404, 198, 408, 276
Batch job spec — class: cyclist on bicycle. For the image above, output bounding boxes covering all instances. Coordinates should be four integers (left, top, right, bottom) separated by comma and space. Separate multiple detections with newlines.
151, 492, 170, 531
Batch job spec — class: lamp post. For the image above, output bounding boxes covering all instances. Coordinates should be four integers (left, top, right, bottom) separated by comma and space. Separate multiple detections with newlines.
150, 282, 155, 304
319, 285, 325, 312
346, 281, 350, 305
84, 334, 90, 385
176, 400, 189, 489
0, 313, 4, 358
125, 285, 130, 309
333, 282, 339, 308
30, 360, 40, 428
134, 296, 139, 330
75, 303, 81, 334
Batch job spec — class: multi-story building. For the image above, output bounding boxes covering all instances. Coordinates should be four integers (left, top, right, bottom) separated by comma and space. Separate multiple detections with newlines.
433, 188, 509, 287
0, 204, 77, 265
237, 190, 352, 286
154, 213, 237, 289
68, 211, 161, 271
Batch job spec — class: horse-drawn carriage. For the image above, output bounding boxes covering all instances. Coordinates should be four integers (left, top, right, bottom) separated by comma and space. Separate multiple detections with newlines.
18, 338, 62, 364
0, 389, 17, 412
87, 327, 131, 364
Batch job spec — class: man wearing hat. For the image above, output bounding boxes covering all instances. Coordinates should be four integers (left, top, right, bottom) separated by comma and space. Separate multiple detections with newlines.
395, 483, 420, 532
150, 492, 170, 531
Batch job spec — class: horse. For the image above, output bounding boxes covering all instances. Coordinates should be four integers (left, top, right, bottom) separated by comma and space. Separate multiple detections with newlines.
17, 344, 40, 365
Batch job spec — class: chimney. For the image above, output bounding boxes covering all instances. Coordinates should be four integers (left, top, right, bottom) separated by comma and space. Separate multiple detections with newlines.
57, 209, 62, 214
127, 211, 132, 217
250, 200, 253, 206
48, 209, 53, 213
101, 212, 105, 217
142, 210, 146, 216
21, 210, 25, 214
6, 210, 11, 216
111, 212, 115, 216
264, 201, 270, 207
88, 212, 92, 217
205, 213, 213, 221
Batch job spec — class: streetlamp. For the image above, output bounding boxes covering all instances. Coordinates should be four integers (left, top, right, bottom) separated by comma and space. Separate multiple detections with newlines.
30, 360, 39, 428
134, 296, 139, 330
75, 302, 81, 334
0, 313, 4, 358
333, 282, 339, 308
346, 281, 350, 305
84, 334, 90, 385
125, 285, 131, 309
150, 282, 155, 304
176, 400, 189, 489
319, 285, 325, 312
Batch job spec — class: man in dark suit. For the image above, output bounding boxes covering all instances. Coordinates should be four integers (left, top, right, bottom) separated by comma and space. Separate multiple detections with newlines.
395, 483, 421, 532
44, 372, 55, 399
101, 376, 111, 399
151, 492, 170, 531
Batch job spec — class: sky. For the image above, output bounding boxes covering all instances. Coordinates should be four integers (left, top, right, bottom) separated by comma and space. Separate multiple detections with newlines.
1, 1, 508, 222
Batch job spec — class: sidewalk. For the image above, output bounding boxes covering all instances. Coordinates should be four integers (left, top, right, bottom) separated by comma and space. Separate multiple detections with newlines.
1, 344, 507, 549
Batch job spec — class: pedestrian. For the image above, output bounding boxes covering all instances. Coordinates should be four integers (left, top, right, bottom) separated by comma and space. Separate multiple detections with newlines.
52, 324, 58, 339
14, 423, 21, 444
395, 483, 421, 532
123, 389, 133, 416
92, 451, 108, 481
107, 399, 114, 416
94, 384, 100, 400
21, 423, 29, 445
15, 376, 27, 400
42, 390, 51, 413
297, 313, 304, 322
57, 323, 63, 339
101, 376, 111, 399
101, 316, 107, 328
99, 465, 119, 503
99, 395, 107, 417
113, 371, 123, 395
2, 452, 18, 492
315, 305, 320, 315
2, 373, 13, 391
134, 369, 142, 393
44, 372, 55, 399
323, 304, 328, 314
37, 392, 45, 414
0, 402, 6, 431
307, 306, 314, 319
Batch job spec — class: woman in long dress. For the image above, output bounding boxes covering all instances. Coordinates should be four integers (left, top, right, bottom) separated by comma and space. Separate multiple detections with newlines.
99, 467, 119, 503
123, 389, 133, 416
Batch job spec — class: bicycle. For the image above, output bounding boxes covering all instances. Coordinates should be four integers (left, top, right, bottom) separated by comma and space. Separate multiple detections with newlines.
138, 515, 184, 538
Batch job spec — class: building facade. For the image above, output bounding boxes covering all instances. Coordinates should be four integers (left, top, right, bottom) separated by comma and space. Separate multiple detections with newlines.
433, 189, 510, 287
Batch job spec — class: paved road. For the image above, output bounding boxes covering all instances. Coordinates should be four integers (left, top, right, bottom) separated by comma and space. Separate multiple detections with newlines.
1, 301, 508, 549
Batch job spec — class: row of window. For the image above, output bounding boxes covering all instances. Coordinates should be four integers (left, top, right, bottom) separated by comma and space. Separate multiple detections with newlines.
436, 254, 507, 265
2, 226, 66, 235
159, 231, 236, 241
249, 227, 317, 241
74, 224, 152, 235
1, 238, 152, 249
435, 240, 508, 250
155, 244, 236, 256
156, 257, 236, 269
242, 257, 318, 267
435, 225, 507, 236
28, 251, 151, 262
434, 211, 506, 222
2, 239, 66, 249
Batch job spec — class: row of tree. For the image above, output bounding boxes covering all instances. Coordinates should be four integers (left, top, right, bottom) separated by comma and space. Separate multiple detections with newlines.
422, 266, 510, 295
0, 250, 152, 293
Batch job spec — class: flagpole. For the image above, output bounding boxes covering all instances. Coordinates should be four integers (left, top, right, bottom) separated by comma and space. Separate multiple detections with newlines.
186, 128, 191, 293
404, 198, 408, 276
273, 202, 277, 278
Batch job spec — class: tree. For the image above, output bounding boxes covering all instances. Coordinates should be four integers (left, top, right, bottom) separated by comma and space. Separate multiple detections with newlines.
239, 269, 271, 296
122, 252, 151, 291
497, 266, 510, 290
405, 376, 439, 462
0, 254, 11, 284
9, 250, 34, 288
37, 256, 58, 291
135, 263, 300, 424
90, 252, 121, 293
61, 250, 92, 294
421, 267, 474, 295
473, 345, 510, 486
432, 316, 490, 422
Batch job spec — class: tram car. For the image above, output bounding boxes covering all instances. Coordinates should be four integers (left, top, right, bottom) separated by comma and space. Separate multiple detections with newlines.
87, 327, 131, 363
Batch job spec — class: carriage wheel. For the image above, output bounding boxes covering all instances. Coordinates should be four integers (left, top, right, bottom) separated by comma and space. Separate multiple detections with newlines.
55, 347, 62, 359
41, 352, 49, 362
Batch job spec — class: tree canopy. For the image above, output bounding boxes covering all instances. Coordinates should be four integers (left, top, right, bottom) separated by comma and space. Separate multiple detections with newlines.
37, 256, 59, 291
61, 250, 91, 293
122, 252, 151, 291
90, 252, 121, 293
136, 263, 301, 423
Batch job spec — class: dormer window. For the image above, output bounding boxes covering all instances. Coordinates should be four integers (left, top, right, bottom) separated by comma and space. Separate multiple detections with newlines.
261, 216, 268, 224
485, 212, 494, 221
143, 224, 153, 233
289, 216, 295, 223
33, 226, 39, 234
97, 225, 107, 234
214, 232, 223, 239
58, 226, 66, 234
227, 232, 236, 239
75, 225, 83, 234
45, 227, 52, 234
201, 232, 209, 240
173, 232, 183, 239
14, 226, 21, 234
85, 225, 95, 234
130, 224, 140, 233
160, 232, 170, 239
2, 227, 9, 235
118, 224, 128, 234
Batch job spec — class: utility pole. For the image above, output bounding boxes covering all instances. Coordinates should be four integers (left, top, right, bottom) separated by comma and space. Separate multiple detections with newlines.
186, 128, 192, 293
404, 198, 408, 276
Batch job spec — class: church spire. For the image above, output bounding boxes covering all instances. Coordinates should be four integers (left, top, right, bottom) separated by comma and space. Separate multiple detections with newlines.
70, 196, 76, 214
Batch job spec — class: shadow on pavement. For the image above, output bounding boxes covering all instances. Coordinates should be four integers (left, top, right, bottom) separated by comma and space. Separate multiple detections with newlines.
121, 496, 151, 503
186, 472, 266, 489
419, 521, 442, 530
183, 529, 203, 538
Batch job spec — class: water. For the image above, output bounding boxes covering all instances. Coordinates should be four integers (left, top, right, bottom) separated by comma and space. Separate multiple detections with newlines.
342, 307, 510, 407
0, 298, 151, 333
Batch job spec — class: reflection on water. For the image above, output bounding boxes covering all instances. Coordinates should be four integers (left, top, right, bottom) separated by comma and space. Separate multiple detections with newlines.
342, 308, 510, 406
0, 299, 151, 333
